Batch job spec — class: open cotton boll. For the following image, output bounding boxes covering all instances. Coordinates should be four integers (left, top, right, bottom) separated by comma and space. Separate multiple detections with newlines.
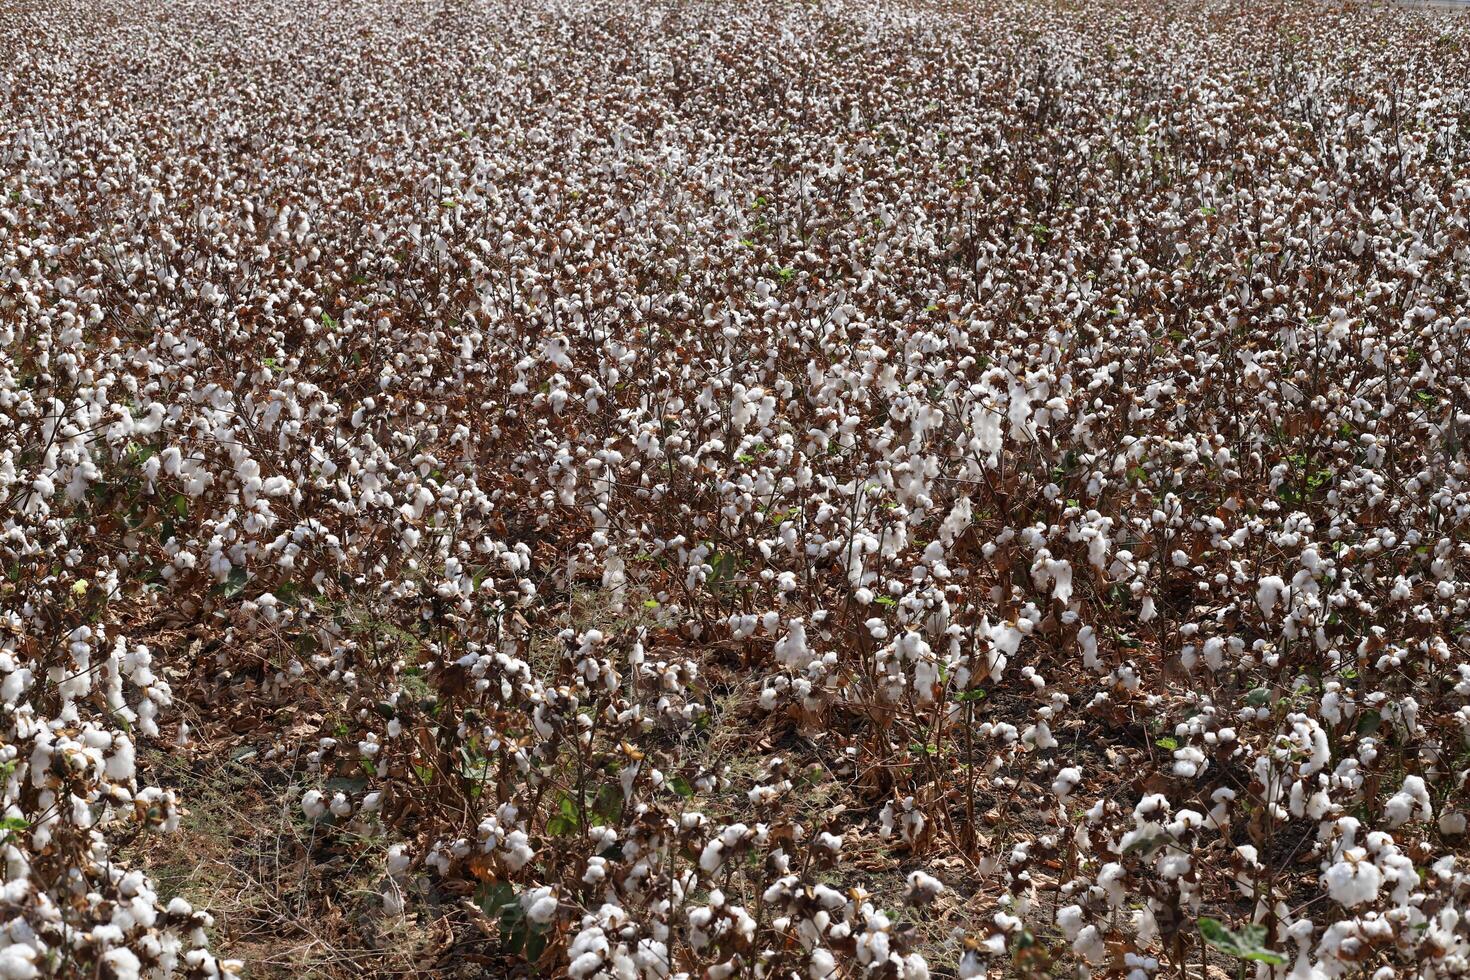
1383, 775, 1432, 827
984, 619, 1022, 681
938, 496, 972, 547
1323, 848, 1382, 908
503, 830, 535, 870
1071, 925, 1106, 965
100, 949, 141, 980
1257, 576, 1287, 618
522, 887, 558, 925
808, 948, 836, 979
1049, 559, 1073, 605
904, 870, 944, 905
1051, 767, 1082, 802
1201, 637, 1225, 671
699, 841, 726, 873
1170, 746, 1207, 778
300, 790, 327, 820
0, 945, 40, 980
773, 620, 814, 669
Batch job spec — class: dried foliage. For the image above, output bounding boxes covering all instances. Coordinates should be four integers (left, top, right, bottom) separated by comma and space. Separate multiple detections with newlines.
2, 0, 1470, 976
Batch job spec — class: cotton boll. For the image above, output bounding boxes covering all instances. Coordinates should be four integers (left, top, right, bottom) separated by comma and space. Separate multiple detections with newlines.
1323, 849, 1381, 908
0, 945, 40, 980
1051, 767, 1081, 802
904, 870, 944, 905
1072, 925, 1105, 964
774, 620, 814, 669
699, 840, 726, 873
1078, 626, 1100, 672
503, 830, 535, 870
104, 734, 137, 782
1202, 637, 1224, 671
1382, 775, 1432, 827
902, 953, 931, 980
1257, 576, 1287, 618
100, 949, 141, 980
522, 887, 558, 925
581, 856, 608, 884
1056, 904, 1085, 939
1171, 746, 1206, 778
300, 790, 327, 820
939, 496, 972, 547
808, 948, 836, 978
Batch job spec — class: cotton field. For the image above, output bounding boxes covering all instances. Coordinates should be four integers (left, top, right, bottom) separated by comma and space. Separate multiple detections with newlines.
2, 0, 1469, 975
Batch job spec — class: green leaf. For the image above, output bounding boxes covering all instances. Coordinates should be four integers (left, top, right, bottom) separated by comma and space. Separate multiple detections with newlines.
1156, 736, 1179, 751
0, 816, 26, 845
708, 551, 738, 588
522, 925, 548, 961
475, 881, 516, 918
324, 775, 367, 795
669, 776, 694, 799
1122, 829, 1168, 857
1198, 917, 1287, 966
954, 688, 987, 703
592, 784, 624, 825
1245, 687, 1270, 707
219, 567, 249, 599
875, 595, 898, 607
